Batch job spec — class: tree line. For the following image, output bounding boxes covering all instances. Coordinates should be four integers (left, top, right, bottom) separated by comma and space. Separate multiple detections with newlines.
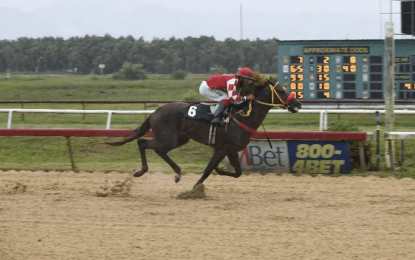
0, 34, 279, 75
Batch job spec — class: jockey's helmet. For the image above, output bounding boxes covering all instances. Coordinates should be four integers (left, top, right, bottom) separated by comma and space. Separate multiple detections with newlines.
237, 67, 254, 80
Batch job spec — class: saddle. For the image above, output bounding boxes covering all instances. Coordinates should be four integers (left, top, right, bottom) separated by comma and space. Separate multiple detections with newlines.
186, 103, 237, 147
185, 103, 221, 121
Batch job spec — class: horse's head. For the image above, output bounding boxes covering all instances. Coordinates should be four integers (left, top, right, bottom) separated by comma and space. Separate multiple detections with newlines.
253, 77, 302, 113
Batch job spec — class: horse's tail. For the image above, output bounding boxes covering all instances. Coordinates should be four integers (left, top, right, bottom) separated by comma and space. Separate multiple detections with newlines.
105, 114, 152, 146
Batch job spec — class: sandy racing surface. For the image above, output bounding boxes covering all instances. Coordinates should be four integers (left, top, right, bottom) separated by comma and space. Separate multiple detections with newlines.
1, 170, 415, 260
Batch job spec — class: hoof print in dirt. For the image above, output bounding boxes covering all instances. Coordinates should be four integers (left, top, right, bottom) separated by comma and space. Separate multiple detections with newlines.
176, 184, 206, 200
3, 182, 27, 194
95, 177, 133, 197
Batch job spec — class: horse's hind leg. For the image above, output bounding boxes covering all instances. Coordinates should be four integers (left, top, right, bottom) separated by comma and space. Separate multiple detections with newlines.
155, 151, 182, 183
155, 135, 189, 183
133, 138, 151, 177
134, 135, 189, 180
214, 151, 243, 178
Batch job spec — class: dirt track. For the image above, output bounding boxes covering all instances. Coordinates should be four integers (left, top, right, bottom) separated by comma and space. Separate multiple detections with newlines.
1, 170, 415, 260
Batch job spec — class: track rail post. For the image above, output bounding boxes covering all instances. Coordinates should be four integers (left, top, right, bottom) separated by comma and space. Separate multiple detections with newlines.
400, 139, 405, 170
82, 103, 86, 120
66, 137, 77, 170
358, 141, 366, 171
20, 102, 25, 121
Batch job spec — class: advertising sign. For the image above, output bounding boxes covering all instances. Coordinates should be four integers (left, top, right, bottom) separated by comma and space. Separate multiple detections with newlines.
287, 140, 351, 174
226, 139, 352, 174
234, 139, 291, 173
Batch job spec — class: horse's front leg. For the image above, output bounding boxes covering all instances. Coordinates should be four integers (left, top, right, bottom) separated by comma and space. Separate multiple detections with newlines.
194, 149, 227, 188
214, 151, 242, 178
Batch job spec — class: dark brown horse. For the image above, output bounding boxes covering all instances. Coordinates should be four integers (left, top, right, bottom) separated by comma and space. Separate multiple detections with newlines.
106, 78, 302, 187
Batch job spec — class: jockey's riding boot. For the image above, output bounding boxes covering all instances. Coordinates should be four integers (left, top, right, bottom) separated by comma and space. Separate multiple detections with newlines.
211, 103, 227, 126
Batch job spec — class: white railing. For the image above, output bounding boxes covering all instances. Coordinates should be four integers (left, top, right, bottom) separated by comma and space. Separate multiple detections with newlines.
302, 105, 415, 109
384, 131, 415, 140
1, 108, 415, 131
0, 109, 152, 130
383, 131, 415, 170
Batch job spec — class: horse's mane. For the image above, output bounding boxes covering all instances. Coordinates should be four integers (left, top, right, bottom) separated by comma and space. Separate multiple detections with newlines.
250, 71, 278, 95
252, 72, 268, 88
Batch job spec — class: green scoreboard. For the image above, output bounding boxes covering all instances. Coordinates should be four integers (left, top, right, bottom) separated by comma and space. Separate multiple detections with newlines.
277, 39, 415, 100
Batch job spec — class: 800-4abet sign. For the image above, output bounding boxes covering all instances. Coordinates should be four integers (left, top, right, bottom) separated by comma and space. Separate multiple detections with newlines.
287, 141, 352, 174
227, 139, 353, 174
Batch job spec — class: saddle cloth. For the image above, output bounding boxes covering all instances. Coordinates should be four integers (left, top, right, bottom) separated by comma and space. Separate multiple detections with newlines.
185, 103, 219, 121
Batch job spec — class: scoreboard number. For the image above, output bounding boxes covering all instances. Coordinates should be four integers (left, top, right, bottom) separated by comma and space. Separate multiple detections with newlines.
290, 65, 304, 73
318, 74, 330, 81
289, 55, 305, 99
343, 65, 356, 72
316, 65, 330, 72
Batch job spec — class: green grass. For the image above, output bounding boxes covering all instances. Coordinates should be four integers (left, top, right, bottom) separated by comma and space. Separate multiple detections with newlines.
0, 135, 213, 173
1, 73, 415, 177
0, 74, 208, 101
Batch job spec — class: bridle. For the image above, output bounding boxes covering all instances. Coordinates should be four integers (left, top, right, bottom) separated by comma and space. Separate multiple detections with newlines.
236, 82, 295, 117
254, 82, 295, 109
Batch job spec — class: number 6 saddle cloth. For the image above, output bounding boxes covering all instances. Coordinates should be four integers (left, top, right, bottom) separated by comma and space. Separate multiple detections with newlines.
185, 103, 219, 121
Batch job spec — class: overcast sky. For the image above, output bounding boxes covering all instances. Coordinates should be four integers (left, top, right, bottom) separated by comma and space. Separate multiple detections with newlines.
0, 0, 413, 41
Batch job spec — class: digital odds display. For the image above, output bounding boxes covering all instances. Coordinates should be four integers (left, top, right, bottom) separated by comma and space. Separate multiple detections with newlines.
278, 40, 415, 100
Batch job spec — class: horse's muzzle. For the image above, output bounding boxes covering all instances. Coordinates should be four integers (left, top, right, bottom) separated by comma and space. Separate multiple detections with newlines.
288, 106, 299, 113
287, 100, 301, 113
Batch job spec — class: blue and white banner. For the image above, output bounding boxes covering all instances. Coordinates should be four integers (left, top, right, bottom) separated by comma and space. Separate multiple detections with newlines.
225, 139, 352, 174
287, 140, 351, 174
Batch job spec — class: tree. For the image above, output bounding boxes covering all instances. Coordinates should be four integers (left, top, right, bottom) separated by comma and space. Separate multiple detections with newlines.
112, 61, 147, 80
0, 35, 279, 74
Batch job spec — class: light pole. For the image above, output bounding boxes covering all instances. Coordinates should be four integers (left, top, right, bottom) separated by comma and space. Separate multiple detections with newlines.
36, 57, 43, 72
240, 4, 243, 68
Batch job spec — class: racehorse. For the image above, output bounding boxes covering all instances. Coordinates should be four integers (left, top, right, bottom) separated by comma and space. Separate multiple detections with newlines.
106, 77, 302, 187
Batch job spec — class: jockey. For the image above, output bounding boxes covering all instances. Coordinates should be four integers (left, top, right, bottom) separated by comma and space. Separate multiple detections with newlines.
199, 67, 255, 126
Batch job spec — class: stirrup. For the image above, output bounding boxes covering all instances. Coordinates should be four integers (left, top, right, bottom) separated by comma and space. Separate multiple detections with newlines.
211, 118, 224, 126
209, 125, 217, 147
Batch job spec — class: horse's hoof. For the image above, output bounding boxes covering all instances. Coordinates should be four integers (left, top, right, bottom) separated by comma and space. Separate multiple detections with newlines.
174, 174, 181, 183
133, 170, 141, 177
193, 183, 203, 189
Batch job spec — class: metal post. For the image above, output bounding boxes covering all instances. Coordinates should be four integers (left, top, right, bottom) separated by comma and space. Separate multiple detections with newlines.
7, 110, 13, 129
359, 141, 366, 171
384, 22, 395, 169
387, 138, 395, 171
375, 111, 381, 170
106, 112, 113, 129
20, 103, 24, 121
66, 137, 77, 170
384, 22, 395, 131
82, 103, 86, 120
240, 4, 243, 67
400, 139, 404, 169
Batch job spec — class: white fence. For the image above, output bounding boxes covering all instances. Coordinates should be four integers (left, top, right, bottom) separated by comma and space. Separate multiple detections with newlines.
1, 108, 415, 131
0, 109, 152, 130
384, 131, 415, 170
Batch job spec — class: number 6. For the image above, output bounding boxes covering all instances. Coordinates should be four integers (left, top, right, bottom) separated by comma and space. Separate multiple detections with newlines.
188, 106, 197, 117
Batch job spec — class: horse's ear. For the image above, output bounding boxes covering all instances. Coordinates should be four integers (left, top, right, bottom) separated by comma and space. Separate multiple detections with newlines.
267, 77, 275, 85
